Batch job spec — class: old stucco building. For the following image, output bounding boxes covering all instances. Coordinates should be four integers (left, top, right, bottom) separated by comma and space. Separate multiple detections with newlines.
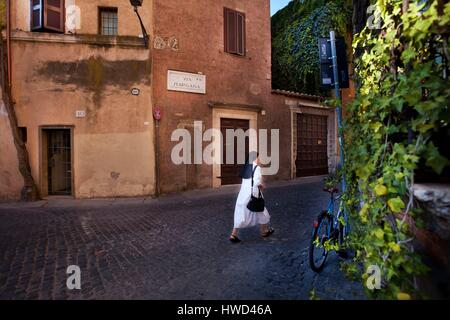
0, 0, 338, 200
2, 0, 155, 199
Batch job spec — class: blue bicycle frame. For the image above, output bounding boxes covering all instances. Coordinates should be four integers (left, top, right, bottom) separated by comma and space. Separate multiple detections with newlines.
317, 192, 349, 244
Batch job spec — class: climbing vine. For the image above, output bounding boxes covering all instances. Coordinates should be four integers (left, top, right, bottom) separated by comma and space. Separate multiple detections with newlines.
271, 0, 352, 95
343, 0, 450, 299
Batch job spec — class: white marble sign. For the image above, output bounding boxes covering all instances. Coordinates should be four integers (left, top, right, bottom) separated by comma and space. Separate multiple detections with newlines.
75, 110, 86, 118
167, 70, 206, 94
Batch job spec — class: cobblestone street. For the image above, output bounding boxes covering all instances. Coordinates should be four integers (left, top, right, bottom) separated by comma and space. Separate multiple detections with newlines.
0, 177, 365, 300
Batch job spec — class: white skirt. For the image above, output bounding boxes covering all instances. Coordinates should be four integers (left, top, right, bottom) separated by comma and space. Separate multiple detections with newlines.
233, 178, 271, 229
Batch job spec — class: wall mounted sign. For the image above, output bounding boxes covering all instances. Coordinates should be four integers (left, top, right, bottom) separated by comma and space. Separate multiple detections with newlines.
75, 110, 86, 118
167, 70, 206, 94
318, 37, 349, 89
131, 88, 140, 96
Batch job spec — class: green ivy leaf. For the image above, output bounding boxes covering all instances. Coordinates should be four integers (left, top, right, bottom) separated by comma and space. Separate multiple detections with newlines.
397, 292, 411, 300
425, 142, 450, 174
389, 242, 401, 253
374, 228, 385, 239
401, 47, 416, 63
387, 197, 405, 213
374, 184, 388, 196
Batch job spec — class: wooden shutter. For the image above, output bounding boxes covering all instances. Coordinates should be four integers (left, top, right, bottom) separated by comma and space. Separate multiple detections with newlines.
236, 12, 245, 56
224, 8, 237, 54
224, 8, 245, 56
44, 0, 64, 32
31, 0, 43, 30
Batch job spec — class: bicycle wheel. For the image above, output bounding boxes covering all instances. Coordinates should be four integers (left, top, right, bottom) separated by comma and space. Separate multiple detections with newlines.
309, 211, 331, 272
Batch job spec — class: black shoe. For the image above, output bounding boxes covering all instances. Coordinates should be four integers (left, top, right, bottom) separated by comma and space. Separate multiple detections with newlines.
261, 228, 275, 238
229, 235, 241, 243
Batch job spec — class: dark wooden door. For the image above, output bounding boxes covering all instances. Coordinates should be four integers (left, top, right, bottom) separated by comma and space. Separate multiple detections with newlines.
296, 114, 328, 177
47, 129, 72, 195
220, 118, 249, 185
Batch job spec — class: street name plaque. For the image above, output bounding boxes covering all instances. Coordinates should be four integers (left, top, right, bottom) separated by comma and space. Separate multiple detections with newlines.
167, 70, 206, 94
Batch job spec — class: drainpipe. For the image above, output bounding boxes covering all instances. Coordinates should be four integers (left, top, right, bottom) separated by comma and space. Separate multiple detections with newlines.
152, 104, 161, 196
6, 0, 11, 87
155, 118, 160, 196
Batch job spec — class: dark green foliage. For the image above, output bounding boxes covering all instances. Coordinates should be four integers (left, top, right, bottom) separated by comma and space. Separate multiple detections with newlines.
271, 0, 352, 95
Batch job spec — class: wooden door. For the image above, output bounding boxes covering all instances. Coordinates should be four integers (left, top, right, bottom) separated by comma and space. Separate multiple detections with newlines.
47, 129, 72, 195
296, 114, 328, 177
220, 118, 249, 185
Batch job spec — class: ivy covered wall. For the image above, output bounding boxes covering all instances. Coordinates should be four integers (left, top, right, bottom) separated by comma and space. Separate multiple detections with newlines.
271, 0, 352, 95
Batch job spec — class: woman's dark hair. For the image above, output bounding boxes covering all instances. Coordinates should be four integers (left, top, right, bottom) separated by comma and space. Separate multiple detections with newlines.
245, 151, 259, 164
239, 151, 259, 179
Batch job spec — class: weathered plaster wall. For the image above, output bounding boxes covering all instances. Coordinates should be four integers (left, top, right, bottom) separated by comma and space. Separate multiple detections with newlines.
0, 92, 24, 201
10, 37, 155, 198
12, 0, 151, 37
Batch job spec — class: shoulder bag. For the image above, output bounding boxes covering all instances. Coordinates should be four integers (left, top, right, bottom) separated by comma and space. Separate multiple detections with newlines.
246, 165, 265, 212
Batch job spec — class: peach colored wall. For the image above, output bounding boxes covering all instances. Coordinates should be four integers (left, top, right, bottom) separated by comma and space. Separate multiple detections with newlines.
12, 0, 151, 36
10, 34, 154, 198
0, 92, 24, 201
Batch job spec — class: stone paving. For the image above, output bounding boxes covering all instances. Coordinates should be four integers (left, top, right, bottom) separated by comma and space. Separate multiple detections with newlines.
0, 177, 365, 300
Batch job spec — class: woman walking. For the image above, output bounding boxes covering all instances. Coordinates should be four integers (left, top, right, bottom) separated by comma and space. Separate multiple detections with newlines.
229, 151, 274, 243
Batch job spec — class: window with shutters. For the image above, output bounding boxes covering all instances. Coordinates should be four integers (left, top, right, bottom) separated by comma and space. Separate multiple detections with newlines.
30, 0, 65, 33
224, 7, 246, 56
99, 7, 118, 36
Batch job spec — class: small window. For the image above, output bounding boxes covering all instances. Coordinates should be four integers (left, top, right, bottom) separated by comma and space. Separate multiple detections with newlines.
99, 7, 118, 36
224, 7, 246, 56
30, 0, 65, 33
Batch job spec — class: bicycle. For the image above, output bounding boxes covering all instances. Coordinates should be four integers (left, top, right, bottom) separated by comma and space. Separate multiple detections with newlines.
308, 185, 349, 273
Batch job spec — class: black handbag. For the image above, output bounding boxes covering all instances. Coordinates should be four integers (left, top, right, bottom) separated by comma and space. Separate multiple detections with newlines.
247, 165, 265, 213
